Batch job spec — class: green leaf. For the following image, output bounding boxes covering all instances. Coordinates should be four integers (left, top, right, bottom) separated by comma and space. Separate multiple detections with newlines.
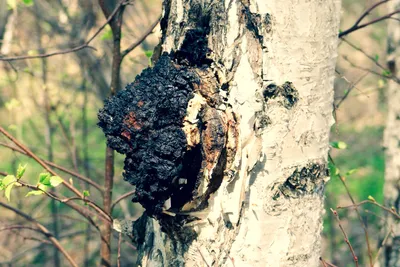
382, 70, 392, 77
374, 54, 379, 61
329, 164, 340, 177
345, 169, 358, 176
101, 26, 113, 41
5, 98, 20, 110
5, 182, 14, 201
50, 176, 63, 187
37, 183, 49, 192
368, 195, 376, 202
3, 175, 16, 186
330, 141, 347, 149
144, 50, 153, 59
3, 175, 16, 201
39, 172, 51, 186
22, 0, 34, 6
16, 164, 27, 179
83, 190, 90, 197
26, 190, 44, 197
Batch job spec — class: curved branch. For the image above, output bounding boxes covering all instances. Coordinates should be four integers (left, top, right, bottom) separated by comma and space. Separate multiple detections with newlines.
339, 9, 400, 38
0, 142, 103, 193
353, 0, 390, 27
121, 16, 161, 59
111, 189, 136, 212
0, 201, 79, 267
0, 0, 129, 62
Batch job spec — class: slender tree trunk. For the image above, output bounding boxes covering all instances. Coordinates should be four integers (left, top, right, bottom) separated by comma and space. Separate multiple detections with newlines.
383, 1, 400, 266
98, 1, 124, 266
128, 1, 341, 266
34, 6, 60, 267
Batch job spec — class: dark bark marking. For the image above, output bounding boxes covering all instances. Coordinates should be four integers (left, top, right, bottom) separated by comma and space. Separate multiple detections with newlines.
241, 5, 271, 48
263, 81, 299, 109
273, 163, 328, 199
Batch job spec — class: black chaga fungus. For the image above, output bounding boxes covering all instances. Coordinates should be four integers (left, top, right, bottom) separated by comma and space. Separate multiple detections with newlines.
98, 54, 203, 216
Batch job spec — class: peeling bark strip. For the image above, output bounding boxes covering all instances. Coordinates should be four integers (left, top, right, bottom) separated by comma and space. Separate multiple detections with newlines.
99, 0, 341, 266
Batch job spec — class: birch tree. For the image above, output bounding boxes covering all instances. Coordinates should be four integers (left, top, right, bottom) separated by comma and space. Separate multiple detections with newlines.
98, 0, 341, 266
383, 1, 400, 266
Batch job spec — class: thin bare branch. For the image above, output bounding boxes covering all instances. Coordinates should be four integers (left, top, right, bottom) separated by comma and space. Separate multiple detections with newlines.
0, 0, 130, 61
337, 200, 400, 220
121, 16, 161, 58
330, 209, 359, 267
329, 155, 373, 266
340, 8, 400, 38
111, 190, 135, 212
0, 201, 79, 267
353, 0, 390, 27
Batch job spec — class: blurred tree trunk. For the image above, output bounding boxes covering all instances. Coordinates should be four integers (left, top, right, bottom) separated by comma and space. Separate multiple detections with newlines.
131, 0, 340, 266
0, 1, 12, 49
383, 1, 400, 266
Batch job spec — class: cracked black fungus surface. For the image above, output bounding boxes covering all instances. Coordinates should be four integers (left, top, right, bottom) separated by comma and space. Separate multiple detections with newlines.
98, 54, 202, 215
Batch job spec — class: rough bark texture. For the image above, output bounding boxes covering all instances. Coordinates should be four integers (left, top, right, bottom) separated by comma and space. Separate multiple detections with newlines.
119, 0, 340, 266
383, 1, 400, 266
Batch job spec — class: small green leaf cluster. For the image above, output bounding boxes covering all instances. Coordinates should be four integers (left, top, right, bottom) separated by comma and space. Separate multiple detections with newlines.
0, 164, 26, 201
7, 0, 33, 10
26, 172, 63, 197
0, 164, 63, 201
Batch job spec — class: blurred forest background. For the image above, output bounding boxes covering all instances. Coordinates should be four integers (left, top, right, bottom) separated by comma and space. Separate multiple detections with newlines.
0, 0, 397, 266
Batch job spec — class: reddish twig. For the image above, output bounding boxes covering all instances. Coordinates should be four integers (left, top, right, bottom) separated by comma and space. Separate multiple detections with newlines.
0, 0, 130, 61
111, 189, 136, 212
319, 257, 339, 267
330, 209, 359, 267
337, 200, 400, 220
329, 155, 373, 266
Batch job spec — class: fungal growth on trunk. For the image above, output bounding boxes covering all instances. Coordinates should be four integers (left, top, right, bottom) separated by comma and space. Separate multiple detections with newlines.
98, 8, 238, 225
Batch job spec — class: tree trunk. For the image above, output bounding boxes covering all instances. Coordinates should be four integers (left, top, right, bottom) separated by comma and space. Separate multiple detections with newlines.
383, 1, 400, 266
113, 0, 340, 266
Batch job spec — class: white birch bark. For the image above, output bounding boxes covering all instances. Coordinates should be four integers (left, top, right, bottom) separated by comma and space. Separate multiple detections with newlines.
383, 1, 400, 266
128, 1, 341, 266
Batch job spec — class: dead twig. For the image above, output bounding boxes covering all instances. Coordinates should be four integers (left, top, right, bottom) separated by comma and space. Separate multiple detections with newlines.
330, 208, 359, 267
